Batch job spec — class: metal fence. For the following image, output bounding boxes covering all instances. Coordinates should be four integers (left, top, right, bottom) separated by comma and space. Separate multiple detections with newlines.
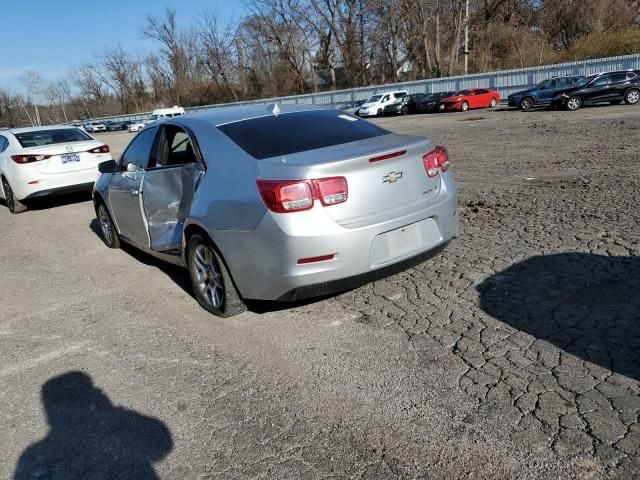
85, 53, 640, 124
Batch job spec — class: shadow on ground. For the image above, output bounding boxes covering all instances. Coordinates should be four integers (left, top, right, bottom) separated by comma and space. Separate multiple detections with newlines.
478, 253, 640, 381
13, 371, 172, 480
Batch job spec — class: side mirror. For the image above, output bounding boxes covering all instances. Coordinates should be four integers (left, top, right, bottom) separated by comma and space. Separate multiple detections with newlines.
125, 163, 140, 173
98, 160, 117, 174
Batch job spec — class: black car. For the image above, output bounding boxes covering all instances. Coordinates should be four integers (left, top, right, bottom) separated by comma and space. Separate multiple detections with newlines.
105, 121, 123, 132
415, 91, 456, 113
551, 70, 640, 111
383, 93, 427, 115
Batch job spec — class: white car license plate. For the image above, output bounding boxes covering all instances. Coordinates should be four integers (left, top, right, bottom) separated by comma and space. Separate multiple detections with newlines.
61, 153, 80, 164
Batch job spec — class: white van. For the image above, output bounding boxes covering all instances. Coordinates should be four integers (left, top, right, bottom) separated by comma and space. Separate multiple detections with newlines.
358, 91, 408, 117
149, 106, 186, 121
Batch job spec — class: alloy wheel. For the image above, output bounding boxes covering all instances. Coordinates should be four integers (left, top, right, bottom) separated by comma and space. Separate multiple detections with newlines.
191, 244, 224, 309
98, 204, 114, 245
567, 97, 582, 111
626, 90, 640, 105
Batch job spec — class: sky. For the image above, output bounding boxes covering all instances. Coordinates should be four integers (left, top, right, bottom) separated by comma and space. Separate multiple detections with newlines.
0, 0, 245, 93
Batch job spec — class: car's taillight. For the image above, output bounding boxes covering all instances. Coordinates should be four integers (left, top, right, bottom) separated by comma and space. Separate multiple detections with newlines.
257, 177, 348, 213
422, 146, 449, 177
11, 154, 51, 164
87, 145, 110, 154
313, 177, 348, 206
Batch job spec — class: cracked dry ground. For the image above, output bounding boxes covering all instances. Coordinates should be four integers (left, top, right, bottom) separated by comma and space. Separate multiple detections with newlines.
334, 107, 640, 478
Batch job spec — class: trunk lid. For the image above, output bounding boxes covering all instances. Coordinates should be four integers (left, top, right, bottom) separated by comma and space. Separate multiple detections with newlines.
259, 134, 442, 228
23, 141, 108, 174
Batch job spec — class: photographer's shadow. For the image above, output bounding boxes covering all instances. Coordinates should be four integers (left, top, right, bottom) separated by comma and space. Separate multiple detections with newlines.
477, 253, 640, 381
14, 371, 172, 480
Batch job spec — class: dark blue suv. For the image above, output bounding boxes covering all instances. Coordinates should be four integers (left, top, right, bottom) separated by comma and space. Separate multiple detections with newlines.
508, 76, 585, 111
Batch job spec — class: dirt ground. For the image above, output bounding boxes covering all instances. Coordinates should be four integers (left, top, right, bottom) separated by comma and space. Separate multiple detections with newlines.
1, 105, 639, 479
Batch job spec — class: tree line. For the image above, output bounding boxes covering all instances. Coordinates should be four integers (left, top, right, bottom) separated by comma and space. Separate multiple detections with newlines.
1, 0, 639, 127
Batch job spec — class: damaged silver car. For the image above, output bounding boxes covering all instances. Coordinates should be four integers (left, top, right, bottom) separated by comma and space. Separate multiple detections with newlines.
93, 105, 458, 317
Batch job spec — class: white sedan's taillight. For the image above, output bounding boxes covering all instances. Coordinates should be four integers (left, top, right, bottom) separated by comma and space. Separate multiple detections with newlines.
11, 154, 51, 164
87, 145, 110, 154
257, 177, 348, 213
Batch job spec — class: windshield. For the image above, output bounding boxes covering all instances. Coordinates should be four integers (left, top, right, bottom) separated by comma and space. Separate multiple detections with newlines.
366, 95, 382, 103
218, 110, 388, 160
14, 128, 92, 148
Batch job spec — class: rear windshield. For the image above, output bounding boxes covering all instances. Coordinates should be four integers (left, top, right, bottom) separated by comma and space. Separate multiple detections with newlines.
218, 110, 388, 160
14, 128, 92, 148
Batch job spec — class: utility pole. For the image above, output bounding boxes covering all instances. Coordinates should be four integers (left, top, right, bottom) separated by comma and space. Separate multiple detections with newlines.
464, 0, 469, 75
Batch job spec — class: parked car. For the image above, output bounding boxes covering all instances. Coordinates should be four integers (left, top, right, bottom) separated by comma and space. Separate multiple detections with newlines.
337, 100, 366, 116
0, 126, 111, 213
551, 70, 640, 111
415, 91, 456, 113
358, 91, 408, 117
120, 120, 134, 130
383, 93, 429, 116
508, 76, 585, 111
149, 106, 186, 120
105, 121, 124, 132
85, 122, 106, 133
93, 105, 458, 317
128, 121, 147, 132
440, 88, 500, 112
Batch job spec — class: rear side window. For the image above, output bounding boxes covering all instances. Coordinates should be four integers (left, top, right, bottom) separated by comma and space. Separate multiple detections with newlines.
218, 110, 388, 160
611, 73, 627, 83
14, 128, 91, 148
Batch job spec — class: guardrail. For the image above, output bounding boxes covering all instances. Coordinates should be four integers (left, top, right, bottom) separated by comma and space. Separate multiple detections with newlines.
82, 53, 640, 124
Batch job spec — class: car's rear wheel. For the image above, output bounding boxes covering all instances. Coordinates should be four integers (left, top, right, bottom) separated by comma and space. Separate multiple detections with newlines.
520, 97, 534, 111
490, 98, 497, 108
566, 96, 583, 111
461, 101, 469, 112
95, 201, 120, 248
1, 177, 27, 214
187, 233, 246, 318
625, 89, 640, 105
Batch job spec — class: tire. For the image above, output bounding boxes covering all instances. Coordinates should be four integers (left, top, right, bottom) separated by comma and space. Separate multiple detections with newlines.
377, 109, 383, 117
187, 233, 246, 317
566, 96, 582, 111
95, 200, 120, 249
490, 98, 497, 108
401, 106, 409, 116
625, 88, 640, 105
520, 97, 534, 112
1, 177, 27, 214
461, 101, 469, 112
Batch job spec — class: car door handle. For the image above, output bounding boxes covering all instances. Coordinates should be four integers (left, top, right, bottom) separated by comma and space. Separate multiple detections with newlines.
129, 190, 139, 197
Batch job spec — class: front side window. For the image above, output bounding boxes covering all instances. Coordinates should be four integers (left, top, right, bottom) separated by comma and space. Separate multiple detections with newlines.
218, 110, 388, 160
14, 128, 92, 148
120, 127, 158, 170
154, 126, 198, 167
590, 75, 610, 87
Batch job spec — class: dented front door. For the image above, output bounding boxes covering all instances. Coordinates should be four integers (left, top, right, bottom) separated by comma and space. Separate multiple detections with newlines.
141, 164, 202, 252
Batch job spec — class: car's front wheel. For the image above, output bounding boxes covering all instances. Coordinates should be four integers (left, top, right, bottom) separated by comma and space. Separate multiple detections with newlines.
520, 97, 534, 112
401, 106, 409, 115
1, 177, 27, 214
461, 101, 469, 112
95, 201, 120, 248
625, 88, 640, 105
490, 98, 497, 108
187, 233, 246, 317
566, 96, 583, 111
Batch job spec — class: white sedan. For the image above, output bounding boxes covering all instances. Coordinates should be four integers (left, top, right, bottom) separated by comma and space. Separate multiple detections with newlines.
128, 121, 147, 132
0, 126, 112, 213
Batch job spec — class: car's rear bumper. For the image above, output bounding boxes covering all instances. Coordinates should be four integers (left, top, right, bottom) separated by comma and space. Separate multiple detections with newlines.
11, 167, 100, 200
213, 174, 458, 301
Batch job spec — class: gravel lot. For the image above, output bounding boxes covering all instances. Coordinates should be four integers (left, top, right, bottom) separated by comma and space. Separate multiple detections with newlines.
1, 105, 639, 479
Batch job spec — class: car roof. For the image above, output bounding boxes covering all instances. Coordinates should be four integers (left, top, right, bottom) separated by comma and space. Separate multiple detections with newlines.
182, 103, 331, 127
7, 125, 84, 135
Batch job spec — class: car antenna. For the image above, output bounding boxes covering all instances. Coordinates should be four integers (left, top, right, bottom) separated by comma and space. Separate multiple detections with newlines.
269, 103, 281, 116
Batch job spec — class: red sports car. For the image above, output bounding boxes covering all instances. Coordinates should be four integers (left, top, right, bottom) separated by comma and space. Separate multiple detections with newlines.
440, 88, 500, 112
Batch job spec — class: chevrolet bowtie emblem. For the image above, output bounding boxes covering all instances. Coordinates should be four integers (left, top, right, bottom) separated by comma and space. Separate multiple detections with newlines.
382, 171, 403, 183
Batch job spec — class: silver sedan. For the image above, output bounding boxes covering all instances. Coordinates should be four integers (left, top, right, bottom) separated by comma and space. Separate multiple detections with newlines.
93, 105, 458, 317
